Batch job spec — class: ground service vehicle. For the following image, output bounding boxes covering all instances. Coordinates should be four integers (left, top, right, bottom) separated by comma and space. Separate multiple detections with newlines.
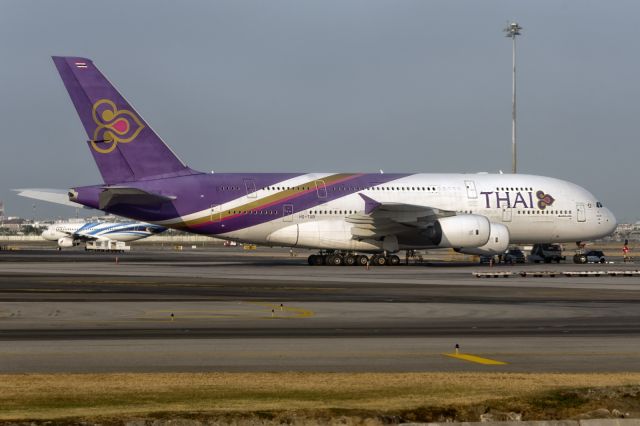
504, 248, 526, 264
574, 250, 606, 264
529, 244, 565, 264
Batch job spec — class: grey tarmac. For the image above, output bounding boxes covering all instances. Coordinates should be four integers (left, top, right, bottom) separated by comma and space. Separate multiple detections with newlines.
1, 246, 640, 373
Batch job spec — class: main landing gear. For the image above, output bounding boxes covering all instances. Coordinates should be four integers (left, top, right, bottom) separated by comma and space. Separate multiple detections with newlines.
307, 252, 401, 266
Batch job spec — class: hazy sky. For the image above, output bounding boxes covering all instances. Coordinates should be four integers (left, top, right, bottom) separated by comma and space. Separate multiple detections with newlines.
1, 0, 638, 221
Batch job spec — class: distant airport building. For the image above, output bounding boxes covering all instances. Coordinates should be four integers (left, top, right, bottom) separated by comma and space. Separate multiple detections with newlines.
613, 223, 640, 241
0, 217, 26, 233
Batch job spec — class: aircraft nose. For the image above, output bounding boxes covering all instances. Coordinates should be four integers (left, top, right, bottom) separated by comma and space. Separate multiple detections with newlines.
603, 208, 617, 235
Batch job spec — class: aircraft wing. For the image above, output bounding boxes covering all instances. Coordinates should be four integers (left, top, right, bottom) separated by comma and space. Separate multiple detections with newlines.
13, 188, 88, 209
72, 233, 100, 242
99, 187, 176, 210
346, 194, 455, 238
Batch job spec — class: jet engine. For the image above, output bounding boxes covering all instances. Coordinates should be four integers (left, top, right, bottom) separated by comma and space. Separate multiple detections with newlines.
424, 215, 491, 248
456, 222, 510, 256
57, 236, 78, 248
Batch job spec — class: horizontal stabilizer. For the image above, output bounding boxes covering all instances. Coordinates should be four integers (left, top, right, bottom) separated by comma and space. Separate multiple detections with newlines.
14, 188, 90, 209
99, 187, 176, 210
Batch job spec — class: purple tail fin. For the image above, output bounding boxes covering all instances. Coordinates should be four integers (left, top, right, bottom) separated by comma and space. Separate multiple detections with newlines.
52, 56, 190, 184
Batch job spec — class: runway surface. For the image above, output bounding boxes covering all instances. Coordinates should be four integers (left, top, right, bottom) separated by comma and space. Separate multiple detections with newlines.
1, 246, 640, 372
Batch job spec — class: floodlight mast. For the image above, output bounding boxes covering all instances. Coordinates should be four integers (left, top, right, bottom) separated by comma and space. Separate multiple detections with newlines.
504, 21, 522, 174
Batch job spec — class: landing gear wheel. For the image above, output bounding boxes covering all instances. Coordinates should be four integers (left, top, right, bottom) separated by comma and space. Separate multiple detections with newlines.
327, 254, 343, 266
308, 255, 317, 265
579, 255, 587, 264
356, 255, 369, 266
388, 255, 401, 266
344, 255, 357, 266
373, 255, 387, 266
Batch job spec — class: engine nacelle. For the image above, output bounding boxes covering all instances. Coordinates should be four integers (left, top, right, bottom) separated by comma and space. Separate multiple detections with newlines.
456, 222, 510, 256
425, 215, 491, 248
57, 236, 77, 248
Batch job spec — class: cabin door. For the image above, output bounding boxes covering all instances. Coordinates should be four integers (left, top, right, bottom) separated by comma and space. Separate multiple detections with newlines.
502, 207, 512, 222
283, 204, 294, 222
315, 180, 327, 198
244, 179, 257, 198
577, 203, 586, 222
210, 204, 222, 229
464, 180, 477, 199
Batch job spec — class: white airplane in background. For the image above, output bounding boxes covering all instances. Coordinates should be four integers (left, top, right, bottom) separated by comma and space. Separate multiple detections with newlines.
41, 221, 166, 249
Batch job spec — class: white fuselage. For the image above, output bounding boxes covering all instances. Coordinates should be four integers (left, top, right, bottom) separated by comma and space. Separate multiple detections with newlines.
158, 173, 616, 252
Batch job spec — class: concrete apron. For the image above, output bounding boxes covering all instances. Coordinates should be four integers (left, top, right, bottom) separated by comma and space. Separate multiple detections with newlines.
404, 419, 640, 426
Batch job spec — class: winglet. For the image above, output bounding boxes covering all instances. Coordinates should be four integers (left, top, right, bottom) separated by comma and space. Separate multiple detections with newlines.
359, 194, 381, 214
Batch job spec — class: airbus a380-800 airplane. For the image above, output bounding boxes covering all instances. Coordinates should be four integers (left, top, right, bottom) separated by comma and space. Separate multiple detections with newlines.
50, 56, 616, 265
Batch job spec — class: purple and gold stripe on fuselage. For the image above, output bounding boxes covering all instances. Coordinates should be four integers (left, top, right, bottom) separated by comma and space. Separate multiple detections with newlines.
172, 172, 410, 235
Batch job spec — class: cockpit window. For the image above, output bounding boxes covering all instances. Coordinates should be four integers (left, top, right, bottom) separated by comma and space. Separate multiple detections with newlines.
596, 201, 603, 208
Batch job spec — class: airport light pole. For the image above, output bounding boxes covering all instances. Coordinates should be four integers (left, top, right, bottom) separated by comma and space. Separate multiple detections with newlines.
504, 21, 522, 174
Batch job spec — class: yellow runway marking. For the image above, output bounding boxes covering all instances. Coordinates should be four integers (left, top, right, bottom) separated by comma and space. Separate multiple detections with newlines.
246, 302, 315, 319
143, 303, 314, 320
443, 353, 508, 365
142, 310, 264, 320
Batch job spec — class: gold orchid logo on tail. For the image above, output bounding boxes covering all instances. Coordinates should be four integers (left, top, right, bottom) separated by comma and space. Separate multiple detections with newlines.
90, 99, 145, 153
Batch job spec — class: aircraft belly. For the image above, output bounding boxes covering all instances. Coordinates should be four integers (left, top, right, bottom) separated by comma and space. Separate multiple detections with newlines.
396, 231, 436, 248
227, 218, 386, 251
225, 220, 280, 245
508, 219, 580, 243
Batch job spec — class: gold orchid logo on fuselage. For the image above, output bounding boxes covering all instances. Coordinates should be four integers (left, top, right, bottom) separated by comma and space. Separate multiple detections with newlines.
536, 190, 555, 210
90, 99, 145, 153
